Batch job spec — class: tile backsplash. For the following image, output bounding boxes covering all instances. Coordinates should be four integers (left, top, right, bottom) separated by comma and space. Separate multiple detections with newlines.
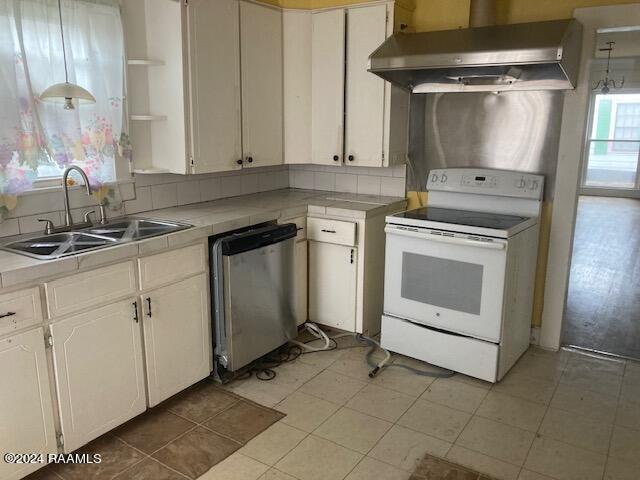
0, 163, 406, 239
289, 164, 406, 197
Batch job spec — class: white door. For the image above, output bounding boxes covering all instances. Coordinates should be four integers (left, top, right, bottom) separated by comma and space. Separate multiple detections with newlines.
142, 274, 210, 407
187, 0, 243, 173
383, 226, 508, 342
311, 9, 345, 165
294, 240, 308, 326
308, 241, 357, 331
50, 300, 146, 452
240, 1, 283, 168
283, 10, 312, 165
345, 5, 387, 167
0, 328, 57, 480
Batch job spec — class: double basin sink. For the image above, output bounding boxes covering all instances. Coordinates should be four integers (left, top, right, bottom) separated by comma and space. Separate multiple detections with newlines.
1, 218, 192, 260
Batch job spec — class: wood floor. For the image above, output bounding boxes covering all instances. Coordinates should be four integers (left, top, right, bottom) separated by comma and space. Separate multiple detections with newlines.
563, 195, 640, 359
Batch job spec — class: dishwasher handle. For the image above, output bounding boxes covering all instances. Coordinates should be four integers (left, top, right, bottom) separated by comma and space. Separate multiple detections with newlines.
220, 223, 298, 256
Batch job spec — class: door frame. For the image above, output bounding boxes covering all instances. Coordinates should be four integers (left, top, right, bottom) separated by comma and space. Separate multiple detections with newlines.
540, 4, 640, 350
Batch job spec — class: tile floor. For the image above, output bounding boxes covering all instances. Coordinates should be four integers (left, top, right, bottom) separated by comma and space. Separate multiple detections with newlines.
27, 380, 283, 480
210, 337, 640, 480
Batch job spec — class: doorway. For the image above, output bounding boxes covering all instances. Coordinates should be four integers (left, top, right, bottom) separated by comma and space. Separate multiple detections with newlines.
563, 90, 640, 358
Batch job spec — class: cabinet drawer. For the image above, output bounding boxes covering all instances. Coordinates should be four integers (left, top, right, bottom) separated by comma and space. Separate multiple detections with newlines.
139, 243, 206, 290
280, 216, 306, 240
45, 262, 137, 318
307, 217, 356, 246
0, 287, 43, 337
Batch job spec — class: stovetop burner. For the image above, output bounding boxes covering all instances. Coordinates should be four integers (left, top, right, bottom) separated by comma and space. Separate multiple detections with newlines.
392, 207, 530, 231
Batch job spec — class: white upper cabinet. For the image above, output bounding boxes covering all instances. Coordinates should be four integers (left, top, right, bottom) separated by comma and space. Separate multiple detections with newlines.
283, 10, 312, 165
345, 5, 388, 167
311, 9, 346, 165
240, 1, 284, 168
187, 0, 243, 173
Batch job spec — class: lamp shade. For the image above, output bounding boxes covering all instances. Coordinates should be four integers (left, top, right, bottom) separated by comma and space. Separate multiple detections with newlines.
40, 82, 96, 109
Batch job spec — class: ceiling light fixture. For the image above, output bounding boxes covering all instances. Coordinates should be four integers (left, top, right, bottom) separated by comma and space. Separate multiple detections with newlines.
40, 0, 96, 109
593, 41, 625, 94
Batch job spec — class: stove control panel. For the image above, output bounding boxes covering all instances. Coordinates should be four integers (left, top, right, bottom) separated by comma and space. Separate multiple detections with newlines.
427, 168, 544, 199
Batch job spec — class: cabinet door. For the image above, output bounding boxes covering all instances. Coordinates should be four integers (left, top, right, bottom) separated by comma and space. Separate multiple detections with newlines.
0, 328, 57, 480
294, 240, 308, 326
187, 0, 243, 173
308, 242, 357, 331
283, 10, 312, 165
311, 9, 345, 165
142, 274, 210, 407
50, 300, 146, 453
240, 1, 284, 168
345, 5, 387, 167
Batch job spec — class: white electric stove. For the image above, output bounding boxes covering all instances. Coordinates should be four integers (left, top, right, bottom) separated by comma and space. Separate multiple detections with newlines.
381, 168, 544, 382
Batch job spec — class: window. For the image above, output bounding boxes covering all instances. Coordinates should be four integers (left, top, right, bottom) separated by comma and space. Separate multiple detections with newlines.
583, 93, 640, 190
0, 0, 125, 197
613, 102, 640, 152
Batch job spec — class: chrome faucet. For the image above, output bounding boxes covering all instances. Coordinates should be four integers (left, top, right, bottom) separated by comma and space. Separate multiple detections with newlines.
62, 166, 92, 228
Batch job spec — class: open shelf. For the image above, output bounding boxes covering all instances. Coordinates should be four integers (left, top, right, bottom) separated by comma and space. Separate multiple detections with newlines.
127, 59, 165, 66
130, 115, 168, 121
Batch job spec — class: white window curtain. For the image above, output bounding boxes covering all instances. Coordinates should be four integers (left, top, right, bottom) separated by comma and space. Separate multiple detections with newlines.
0, 0, 126, 217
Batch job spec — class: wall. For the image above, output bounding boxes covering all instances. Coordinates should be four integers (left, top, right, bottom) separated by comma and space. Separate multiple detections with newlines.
412, 0, 640, 32
289, 164, 407, 196
0, 167, 289, 239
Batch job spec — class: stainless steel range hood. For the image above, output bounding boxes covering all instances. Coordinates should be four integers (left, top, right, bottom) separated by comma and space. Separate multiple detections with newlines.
368, 19, 583, 93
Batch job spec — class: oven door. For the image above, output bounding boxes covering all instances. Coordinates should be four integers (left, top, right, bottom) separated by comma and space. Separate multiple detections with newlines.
383, 225, 507, 342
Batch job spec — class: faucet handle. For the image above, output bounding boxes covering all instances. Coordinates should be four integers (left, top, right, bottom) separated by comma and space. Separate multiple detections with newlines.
98, 204, 108, 225
83, 209, 95, 224
38, 219, 55, 235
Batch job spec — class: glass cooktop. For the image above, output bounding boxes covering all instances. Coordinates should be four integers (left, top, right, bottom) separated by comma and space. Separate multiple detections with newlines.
392, 207, 530, 231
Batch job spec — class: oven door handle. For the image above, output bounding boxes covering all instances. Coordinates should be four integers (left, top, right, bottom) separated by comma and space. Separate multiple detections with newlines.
385, 226, 506, 250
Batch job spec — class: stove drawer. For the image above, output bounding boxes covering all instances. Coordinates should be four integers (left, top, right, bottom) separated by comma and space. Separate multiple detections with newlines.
381, 315, 499, 383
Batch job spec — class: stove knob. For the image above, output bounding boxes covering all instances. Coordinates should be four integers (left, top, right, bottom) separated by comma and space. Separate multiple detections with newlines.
529, 180, 539, 190
440, 173, 448, 183
430, 174, 439, 183
516, 177, 526, 189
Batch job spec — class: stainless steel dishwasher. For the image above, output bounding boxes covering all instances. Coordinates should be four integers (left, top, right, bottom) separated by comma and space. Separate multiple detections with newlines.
211, 223, 298, 381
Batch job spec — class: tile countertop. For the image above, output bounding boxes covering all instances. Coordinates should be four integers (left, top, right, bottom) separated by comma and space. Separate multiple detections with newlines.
0, 189, 407, 289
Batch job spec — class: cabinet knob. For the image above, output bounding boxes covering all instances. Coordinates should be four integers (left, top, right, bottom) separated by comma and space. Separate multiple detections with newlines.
333, 155, 339, 162
247, 156, 253, 163
236, 159, 243, 165
348, 155, 354, 162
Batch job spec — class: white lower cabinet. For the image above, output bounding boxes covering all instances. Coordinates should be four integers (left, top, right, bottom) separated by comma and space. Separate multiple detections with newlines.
0, 328, 57, 480
50, 300, 146, 453
141, 273, 210, 407
308, 241, 357, 331
294, 240, 308, 326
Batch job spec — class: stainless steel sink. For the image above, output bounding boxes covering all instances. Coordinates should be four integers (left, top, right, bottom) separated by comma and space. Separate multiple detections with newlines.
83, 218, 191, 242
2, 232, 118, 260
1, 217, 192, 260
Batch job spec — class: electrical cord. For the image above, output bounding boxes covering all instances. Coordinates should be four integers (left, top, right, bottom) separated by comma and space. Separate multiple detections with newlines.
233, 322, 455, 382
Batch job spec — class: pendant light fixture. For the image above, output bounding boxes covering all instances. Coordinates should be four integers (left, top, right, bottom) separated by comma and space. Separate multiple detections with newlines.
593, 41, 625, 95
40, 0, 95, 109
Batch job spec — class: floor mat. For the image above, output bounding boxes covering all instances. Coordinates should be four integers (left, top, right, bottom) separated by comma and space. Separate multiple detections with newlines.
410, 453, 496, 480
27, 378, 284, 480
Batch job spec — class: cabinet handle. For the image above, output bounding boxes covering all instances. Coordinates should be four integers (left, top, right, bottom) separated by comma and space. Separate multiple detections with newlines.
348, 155, 354, 162
333, 155, 339, 162
146, 297, 152, 318
0, 311, 16, 319
246, 156, 253, 163
132, 301, 139, 323
321, 229, 336, 234
236, 159, 243, 165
